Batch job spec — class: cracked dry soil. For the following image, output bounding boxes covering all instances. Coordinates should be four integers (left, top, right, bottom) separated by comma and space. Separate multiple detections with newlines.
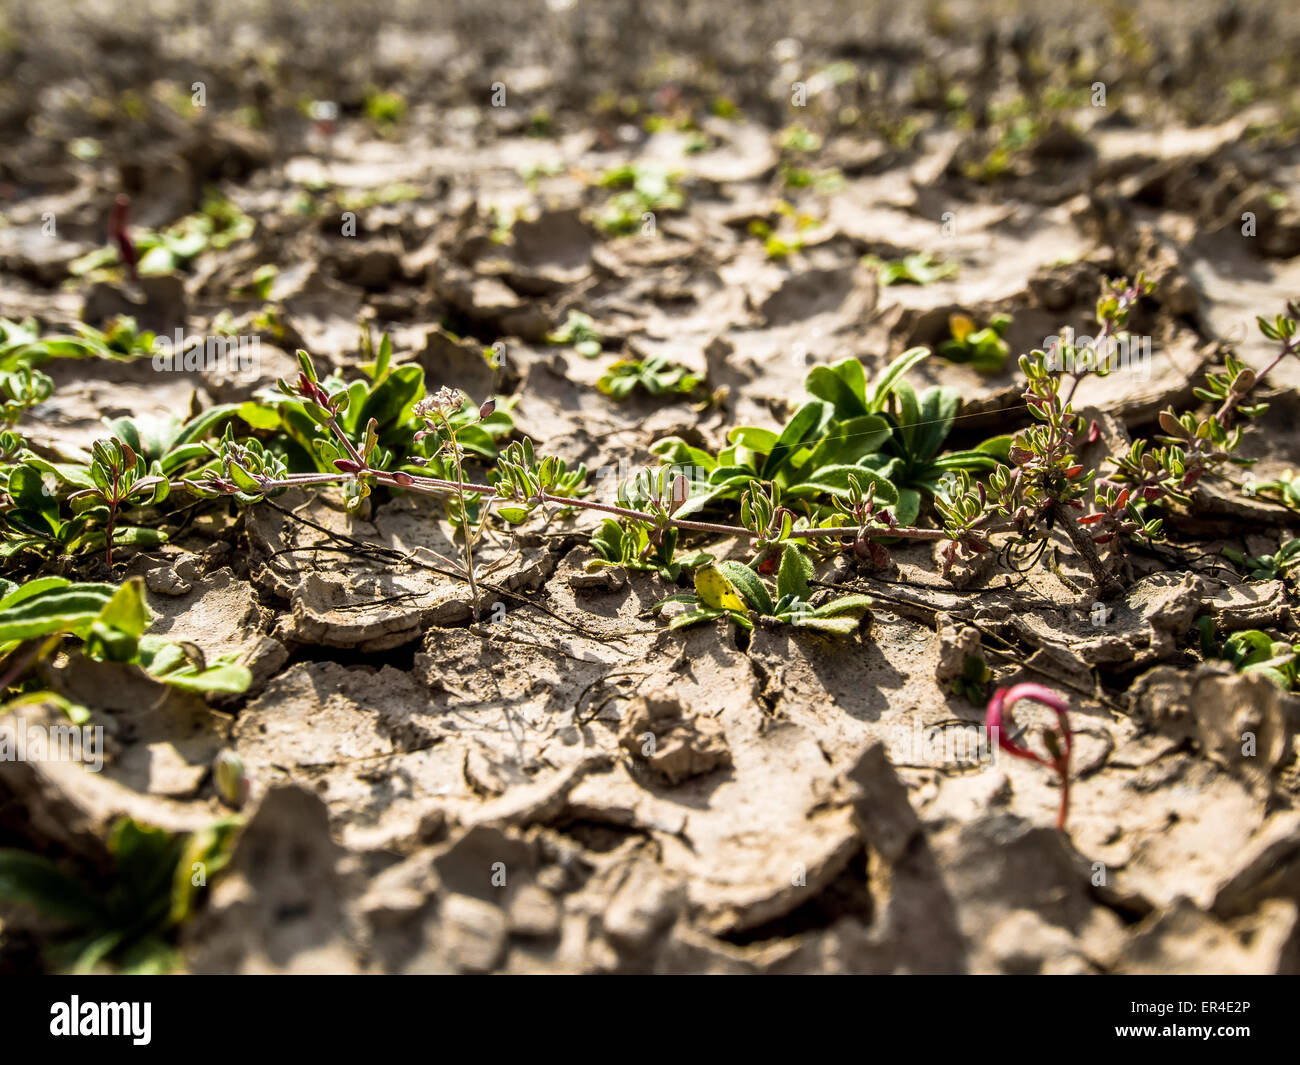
3, 0, 1300, 974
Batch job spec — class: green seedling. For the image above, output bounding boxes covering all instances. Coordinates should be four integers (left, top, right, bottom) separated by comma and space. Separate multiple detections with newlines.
364, 89, 407, 129
73, 194, 254, 279
0, 815, 239, 973
653, 544, 871, 635
1199, 618, 1300, 691
868, 252, 958, 286
0, 316, 158, 372
598, 354, 702, 400
594, 163, 684, 235
588, 517, 711, 582
3, 434, 175, 567
1222, 539, 1300, 583
748, 200, 820, 260
546, 310, 604, 358
938, 312, 1012, 372
0, 365, 54, 426
778, 124, 822, 153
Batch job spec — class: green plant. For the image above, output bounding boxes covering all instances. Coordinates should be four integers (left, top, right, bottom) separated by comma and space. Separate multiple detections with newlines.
780, 165, 844, 193
241, 335, 512, 507
748, 201, 820, 260
938, 312, 1012, 372
2, 437, 171, 568
406, 389, 506, 604
588, 517, 711, 582
178, 290, 1295, 635
1253, 470, 1300, 508
594, 164, 684, 235
1102, 304, 1292, 537
76, 439, 170, 567
950, 653, 992, 703
0, 364, 53, 426
0, 316, 158, 372
1222, 538, 1300, 582
659, 356, 919, 524
364, 89, 407, 129
0, 577, 250, 691
0, 577, 250, 693
104, 404, 241, 478
0, 318, 43, 367
2, 460, 162, 565
237, 263, 278, 301
932, 279, 1156, 590
935, 283, 1297, 597
867, 251, 958, 286
778, 124, 822, 153
0, 815, 239, 972
546, 310, 604, 358
245, 337, 420, 478
825, 348, 1004, 522
2, 403, 236, 567
585, 466, 703, 581
72, 194, 254, 278
1199, 619, 1299, 691
652, 544, 872, 635
598, 354, 702, 400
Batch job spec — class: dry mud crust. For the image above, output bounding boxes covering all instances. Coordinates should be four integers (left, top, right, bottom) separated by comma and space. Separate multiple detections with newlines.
4, 0, 1300, 974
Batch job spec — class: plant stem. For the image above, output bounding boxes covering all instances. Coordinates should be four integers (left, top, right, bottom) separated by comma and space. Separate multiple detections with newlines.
1052, 498, 1123, 599
204, 468, 967, 548
1056, 760, 1071, 832
324, 414, 366, 469
105, 466, 120, 568
443, 422, 479, 609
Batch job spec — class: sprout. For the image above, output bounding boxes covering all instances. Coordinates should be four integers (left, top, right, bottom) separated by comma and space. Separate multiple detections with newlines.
213, 749, 248, 808
108, 194, 137, 282
987, 682, 1073, 830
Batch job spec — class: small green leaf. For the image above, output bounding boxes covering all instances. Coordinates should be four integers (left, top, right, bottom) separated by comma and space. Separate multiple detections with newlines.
0, 582, 117, 642
810, 594, 873, 618
869, 347, 930, 412
775, 544, 813, 601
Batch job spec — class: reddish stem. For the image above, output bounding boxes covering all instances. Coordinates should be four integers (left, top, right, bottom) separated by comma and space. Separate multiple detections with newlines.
109, 194, 137, 282
987, 682, 1073, 830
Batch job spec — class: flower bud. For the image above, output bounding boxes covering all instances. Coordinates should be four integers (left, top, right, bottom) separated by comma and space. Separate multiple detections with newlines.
214, 750, 247, 808
479, 399, 496, 420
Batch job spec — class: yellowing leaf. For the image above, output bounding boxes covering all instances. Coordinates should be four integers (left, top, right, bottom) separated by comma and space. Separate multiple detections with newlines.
694, 565, 746, 612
